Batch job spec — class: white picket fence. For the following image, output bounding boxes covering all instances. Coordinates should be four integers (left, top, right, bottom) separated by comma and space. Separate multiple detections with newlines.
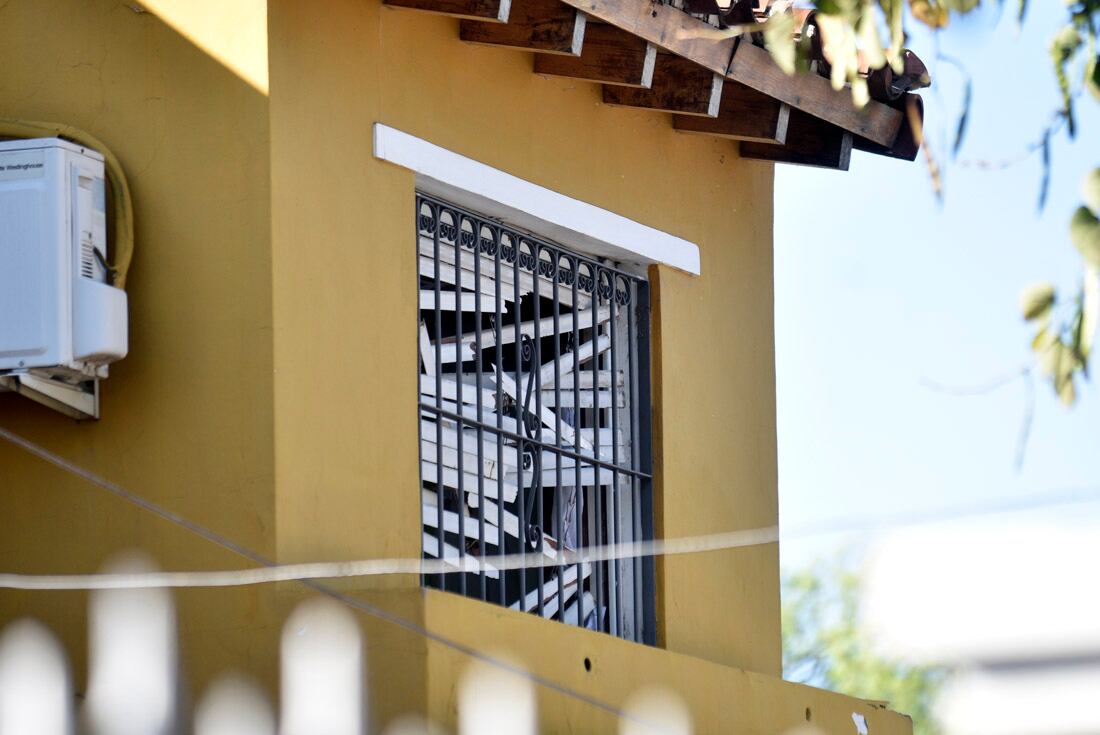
0, 552, 692, 735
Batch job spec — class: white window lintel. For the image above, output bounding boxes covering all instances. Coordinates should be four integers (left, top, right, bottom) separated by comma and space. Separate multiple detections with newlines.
373, 124, 701, 276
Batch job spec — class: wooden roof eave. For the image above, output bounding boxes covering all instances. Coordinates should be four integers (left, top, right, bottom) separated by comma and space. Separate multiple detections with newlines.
382, 0, 916, 166
558, 0, 903, 148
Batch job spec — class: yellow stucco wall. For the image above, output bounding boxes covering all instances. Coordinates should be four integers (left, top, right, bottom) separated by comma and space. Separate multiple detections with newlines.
423, 588, 913, 733
268, 0, 781, 676
0, 0, 279, 698
0, 0, 910, 732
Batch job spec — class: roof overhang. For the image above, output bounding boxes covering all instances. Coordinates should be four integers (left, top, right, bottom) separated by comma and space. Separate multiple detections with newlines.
382, 0, 927, 171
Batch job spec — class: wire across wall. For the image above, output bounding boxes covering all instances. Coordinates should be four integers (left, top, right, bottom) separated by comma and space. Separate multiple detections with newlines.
0, 422, 777, 732
416, 192, 656, 643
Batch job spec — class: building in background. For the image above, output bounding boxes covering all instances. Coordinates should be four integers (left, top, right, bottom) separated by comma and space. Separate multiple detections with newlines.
865, 522, 1100, 735
1, 0, 923, 729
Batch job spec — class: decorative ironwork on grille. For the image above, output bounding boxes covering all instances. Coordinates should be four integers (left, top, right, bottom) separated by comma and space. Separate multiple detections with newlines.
416, 192, 656, 643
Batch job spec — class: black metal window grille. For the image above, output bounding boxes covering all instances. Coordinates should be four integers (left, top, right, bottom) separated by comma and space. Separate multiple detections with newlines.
416, 192, 656, 643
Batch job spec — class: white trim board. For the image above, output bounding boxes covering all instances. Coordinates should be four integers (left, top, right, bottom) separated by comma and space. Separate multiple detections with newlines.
372, 124, 701, 276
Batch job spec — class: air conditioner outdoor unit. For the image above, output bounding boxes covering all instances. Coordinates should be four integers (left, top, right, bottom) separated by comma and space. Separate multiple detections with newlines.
0, 137, 128, 419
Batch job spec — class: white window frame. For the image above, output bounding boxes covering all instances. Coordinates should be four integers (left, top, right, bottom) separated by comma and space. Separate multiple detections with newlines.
372, 123, 701, 277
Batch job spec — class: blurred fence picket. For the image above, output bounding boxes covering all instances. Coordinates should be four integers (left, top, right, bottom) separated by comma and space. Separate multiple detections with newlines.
0, 619, 73, 735
0, 553, 692, 734
84, 553, 177, 735
194, 675, 276, 735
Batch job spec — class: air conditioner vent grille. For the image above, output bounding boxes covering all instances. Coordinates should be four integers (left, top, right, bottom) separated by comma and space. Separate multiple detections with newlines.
80, 240, 96, 279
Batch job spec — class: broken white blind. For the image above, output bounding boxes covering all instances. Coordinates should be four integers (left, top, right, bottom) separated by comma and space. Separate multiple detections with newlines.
416, 192, 655, 644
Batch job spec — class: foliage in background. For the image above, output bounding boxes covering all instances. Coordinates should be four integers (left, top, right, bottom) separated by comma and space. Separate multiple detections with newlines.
782, 565, 946, 735
763, 0, 1100, 409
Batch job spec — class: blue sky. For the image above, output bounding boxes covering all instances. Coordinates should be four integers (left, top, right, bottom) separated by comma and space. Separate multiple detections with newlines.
775, 3, 1100, 570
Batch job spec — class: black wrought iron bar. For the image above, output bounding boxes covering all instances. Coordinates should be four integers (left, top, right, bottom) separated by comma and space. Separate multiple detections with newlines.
415, 192, 651, 641
636, 283, 657, 645
590, 266, 605, 633
571, 258, 585, 629
512, 234, 527, 613
609, 272, 622, 638
432, 203, 446, 591
473, 219, 487, 600
418, 194, 640, 281
416, 198, 428, 592
417, 403, 651, 480
453, 213, 467, 598
531, 243, 545, 619
493, 225, 507, 606
628, 278, 643, 642
551, 250, 566, 621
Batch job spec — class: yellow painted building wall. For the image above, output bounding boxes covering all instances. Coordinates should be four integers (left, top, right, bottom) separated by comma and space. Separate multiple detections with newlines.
268, 0, 781, 675
0, 0, 910, 732
423, 589, 913, 733
0, 0, 280, 698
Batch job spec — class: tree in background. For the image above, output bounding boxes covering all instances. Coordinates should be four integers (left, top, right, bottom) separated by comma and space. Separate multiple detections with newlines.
753, 0, 1100, 408
782, 564, 946, 735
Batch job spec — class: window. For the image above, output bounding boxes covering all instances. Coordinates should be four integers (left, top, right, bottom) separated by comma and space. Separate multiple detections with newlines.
416, 192, 655, 643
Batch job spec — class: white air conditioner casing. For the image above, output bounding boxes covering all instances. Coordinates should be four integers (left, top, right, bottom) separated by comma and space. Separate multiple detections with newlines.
0, 137, 128, 386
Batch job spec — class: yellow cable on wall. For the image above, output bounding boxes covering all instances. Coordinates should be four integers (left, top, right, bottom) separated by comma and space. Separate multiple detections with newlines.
0, 118, 135, 289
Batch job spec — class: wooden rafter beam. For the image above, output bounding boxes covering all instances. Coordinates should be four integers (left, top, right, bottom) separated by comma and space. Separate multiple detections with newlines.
460, 0, 587, 55
562, 0, 736, 72
738, 108, 852, 170
725, 43, 895, 147
602, 52, 723, 116
383, 0, 510, 22
673, 80, 790, 144
853, 93, 923, 161
557, 0, 903, 147
534, 22, 657, 87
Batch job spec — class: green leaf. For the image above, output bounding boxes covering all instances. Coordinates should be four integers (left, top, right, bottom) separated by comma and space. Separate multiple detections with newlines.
1071, 206, 1100, 267
1037, 132, 1051, 212
1050, 25, 1082, 138
1082, 267, 1099, 365
1071, 303, 1087, 373
1051, 24, 1082, 60
858, 11, 886, 70
851, 76, 870, 107
1017, 0, 1028, 25
1049, 339, 1077, 406
946, 0, 978, 12
1058, 373, 1076, 406
815, 14, 856, 91
764, 13, 798, 75
1020, 282, 1056, 321
1038, 338, 1064, 376
1032, 326, 1055, 353
1084, 168, 1100, 217
910, 0, 949, 28
953, 78, 972, 157
1088, 54, 1100, 102
880, 0, 904, 72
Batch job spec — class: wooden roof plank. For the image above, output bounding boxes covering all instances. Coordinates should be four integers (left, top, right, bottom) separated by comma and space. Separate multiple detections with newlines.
852, 93, 923, 161
602, 53, 723, 117
674, 79, 790, 144
739, 108, 852, 170
562, 0, 735, 73
461, 0, 587, 56
726, 42, 898, 146
383, 0, 511, 22
559, 0, 903, 146
534, 22, 657, 87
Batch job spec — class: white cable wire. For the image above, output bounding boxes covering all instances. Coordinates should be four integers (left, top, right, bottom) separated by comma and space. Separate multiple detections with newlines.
0, 526, 778, 590
0, 425, 777, 591
0, 425, 711, 729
